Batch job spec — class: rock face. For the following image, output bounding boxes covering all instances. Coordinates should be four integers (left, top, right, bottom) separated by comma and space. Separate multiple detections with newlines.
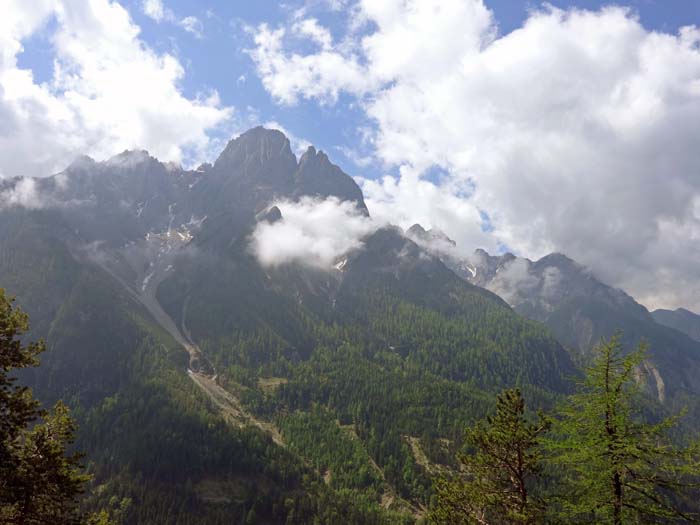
201, 127, 366, 215
467, 250, 651, 332
471, 251, 700, 399
186, 127, 369, 249
0, 126, 373, 346
2, 126, 368, 252
256, 205, 283, 224
206, 127, 298, 212
294, 146, 368, 215
405, 224, 474, 280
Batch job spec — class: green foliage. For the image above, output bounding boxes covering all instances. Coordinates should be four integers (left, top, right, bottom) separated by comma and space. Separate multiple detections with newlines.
20, 205, 700, 524
546, 335, 700, 524
0, 289, 99, 525
431, 389, 549, 525
71, 314, 394, 524
280, 407, 385, 494
166, 276, 573, 513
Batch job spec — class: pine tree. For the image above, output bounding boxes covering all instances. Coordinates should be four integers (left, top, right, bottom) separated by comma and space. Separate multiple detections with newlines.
430, 389, 549, 525
0, 288, 102, 524
546, 335, 700, 524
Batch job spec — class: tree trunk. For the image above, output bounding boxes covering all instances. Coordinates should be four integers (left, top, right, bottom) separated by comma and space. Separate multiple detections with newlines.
612, 470, 622, 525
604, 344, 622, 525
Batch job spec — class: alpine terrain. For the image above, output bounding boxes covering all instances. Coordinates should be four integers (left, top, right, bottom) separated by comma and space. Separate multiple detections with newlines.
2, 127, 700, 524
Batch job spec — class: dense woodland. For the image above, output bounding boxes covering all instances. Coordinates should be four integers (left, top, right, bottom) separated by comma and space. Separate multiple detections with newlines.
3, 281, 700, 524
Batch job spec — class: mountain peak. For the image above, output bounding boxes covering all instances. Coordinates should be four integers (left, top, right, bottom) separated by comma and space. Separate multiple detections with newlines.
256, 205, 283, 224
67, 155, 96, 171
536, 252, 575, 267
299, 145, 317, 163
210, 128, 367, 215
407, 223, 428, 236
104, 149, 153, 168
293, 143, 368, 215
297, 145, 333, 169
676, 307, 698, 316
406, 223, 456, 248
214, 127, 296, 171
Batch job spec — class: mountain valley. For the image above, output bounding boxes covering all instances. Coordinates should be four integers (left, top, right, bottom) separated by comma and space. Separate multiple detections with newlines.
2, 127, 699, 524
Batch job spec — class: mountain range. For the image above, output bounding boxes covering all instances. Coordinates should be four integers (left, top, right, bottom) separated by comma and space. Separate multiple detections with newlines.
407, 223, 700, 406
2, 127, 699, 524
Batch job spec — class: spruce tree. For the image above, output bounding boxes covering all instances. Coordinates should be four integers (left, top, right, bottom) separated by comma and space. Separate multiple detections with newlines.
546, 335, 700, 524
431, 388, 549, 524
0, 288, 99, 524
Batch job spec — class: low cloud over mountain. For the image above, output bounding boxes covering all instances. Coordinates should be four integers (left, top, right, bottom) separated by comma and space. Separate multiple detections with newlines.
249, 0, 700, 312
249, 196, 379, 269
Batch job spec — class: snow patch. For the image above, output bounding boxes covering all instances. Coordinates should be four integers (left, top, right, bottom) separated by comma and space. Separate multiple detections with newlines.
141, 269, 155, 292
334, 258, 348, 271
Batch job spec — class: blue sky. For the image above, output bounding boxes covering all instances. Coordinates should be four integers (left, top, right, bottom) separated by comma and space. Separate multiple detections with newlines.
3, 0, 700, 311
18, 0, 696, 176
13, 0, 700, 177
162, 2, 695, 174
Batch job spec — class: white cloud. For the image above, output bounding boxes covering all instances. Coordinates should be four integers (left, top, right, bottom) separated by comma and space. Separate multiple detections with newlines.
142, 0, 167, 22
0, 0, 231, 178
179, 16, 203, 38
484, 258, 540, 305
335, 145, 373, 168
249, 1, 700, 311
0, 178, 42, 208
0, 175, 92, 209
249, 196, 379, 269
248, 23, 371, 105
358, 165, 496, 256
293, 18, 333, 50
142, 0, 202, 38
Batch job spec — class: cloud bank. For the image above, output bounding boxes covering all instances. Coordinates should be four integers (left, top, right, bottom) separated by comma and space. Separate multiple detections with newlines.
250, 196, 378, 269
0, 0, 230, 179
249, 0, 700, 311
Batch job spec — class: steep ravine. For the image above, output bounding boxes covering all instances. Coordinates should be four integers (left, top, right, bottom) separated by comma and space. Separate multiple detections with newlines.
89, 230, 284, 446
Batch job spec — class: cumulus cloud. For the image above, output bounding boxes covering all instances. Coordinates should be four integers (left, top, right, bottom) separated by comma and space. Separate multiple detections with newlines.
249, 196, 379, 269
249, 0, 700, 311
358, 165, 497, 256
0, 0, 230, 179
248, 22, 370, 105
293, 18, 333, 50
